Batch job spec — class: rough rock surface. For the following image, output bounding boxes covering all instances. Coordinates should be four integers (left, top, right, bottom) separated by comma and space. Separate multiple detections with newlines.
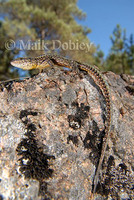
0, 67, 134, 200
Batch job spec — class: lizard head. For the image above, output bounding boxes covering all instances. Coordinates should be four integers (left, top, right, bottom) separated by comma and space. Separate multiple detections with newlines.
11, 56, 52, 70
11, 57, 37, 70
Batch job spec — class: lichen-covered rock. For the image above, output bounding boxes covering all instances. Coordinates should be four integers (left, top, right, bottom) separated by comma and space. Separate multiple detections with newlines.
0, 68, 134, 200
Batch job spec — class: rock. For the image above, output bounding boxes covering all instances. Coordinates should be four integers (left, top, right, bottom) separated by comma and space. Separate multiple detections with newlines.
0, 68, 134, 200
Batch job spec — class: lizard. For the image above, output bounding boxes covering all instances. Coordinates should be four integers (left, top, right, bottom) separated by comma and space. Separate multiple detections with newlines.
11, 54, 111, 198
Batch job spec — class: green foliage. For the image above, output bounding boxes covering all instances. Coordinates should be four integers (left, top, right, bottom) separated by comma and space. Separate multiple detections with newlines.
0, 0, 96, 80
126, 34, 134, 74
0, 20, 19, 80
0, 1, 133, 80
105, 24, 134, 74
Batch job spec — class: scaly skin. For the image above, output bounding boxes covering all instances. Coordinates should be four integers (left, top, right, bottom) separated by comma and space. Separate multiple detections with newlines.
11, 54, 111, 198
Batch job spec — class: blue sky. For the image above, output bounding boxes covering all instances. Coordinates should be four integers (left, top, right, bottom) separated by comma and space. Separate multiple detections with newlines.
77, 0, 134, 57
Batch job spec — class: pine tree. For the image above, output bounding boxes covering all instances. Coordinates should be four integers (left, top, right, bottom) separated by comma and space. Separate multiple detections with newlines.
105, 24, 133, 74
126, 34, 134, 74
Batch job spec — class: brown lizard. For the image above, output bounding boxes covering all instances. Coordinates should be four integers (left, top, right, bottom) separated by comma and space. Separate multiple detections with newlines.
11, 54, 112, 198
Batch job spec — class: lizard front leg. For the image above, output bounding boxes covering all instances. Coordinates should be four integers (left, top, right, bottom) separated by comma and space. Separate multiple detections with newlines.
36, 58, 54, 73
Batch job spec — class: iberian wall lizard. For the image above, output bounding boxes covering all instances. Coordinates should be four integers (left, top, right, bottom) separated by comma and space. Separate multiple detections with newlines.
11, 54, 112, 198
